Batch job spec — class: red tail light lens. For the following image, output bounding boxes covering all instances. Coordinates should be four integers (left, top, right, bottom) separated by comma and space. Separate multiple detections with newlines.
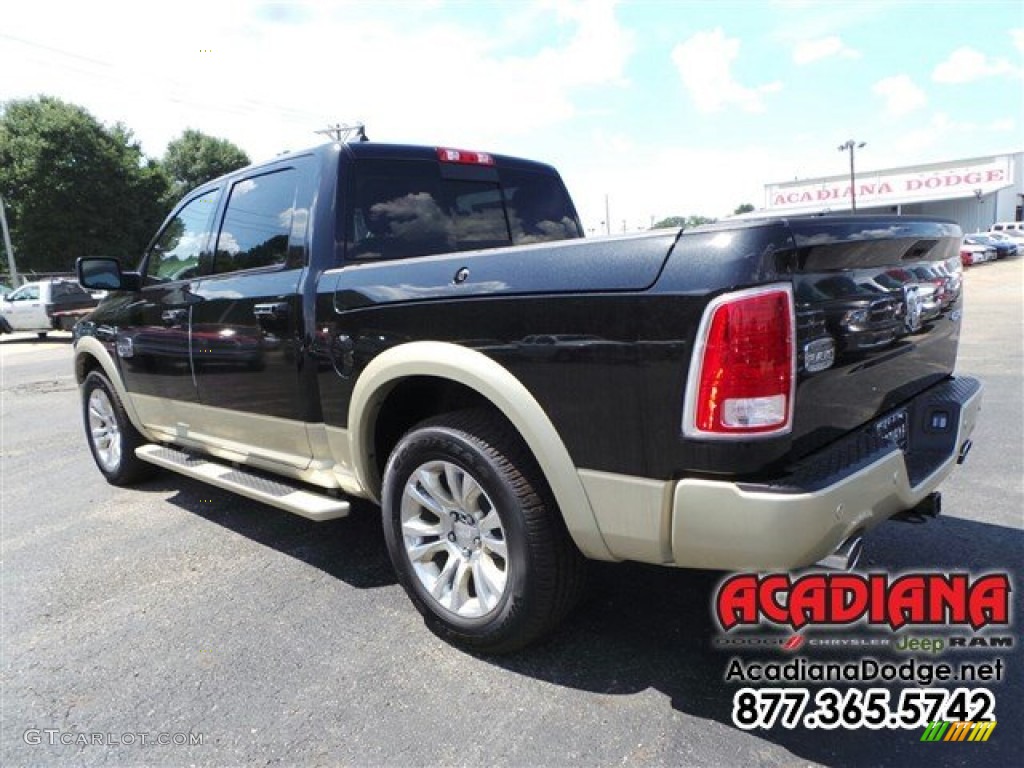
684, 285, 795, 437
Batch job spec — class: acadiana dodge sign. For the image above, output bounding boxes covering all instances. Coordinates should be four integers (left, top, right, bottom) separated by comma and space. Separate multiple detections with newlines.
766, 155, 1014, 211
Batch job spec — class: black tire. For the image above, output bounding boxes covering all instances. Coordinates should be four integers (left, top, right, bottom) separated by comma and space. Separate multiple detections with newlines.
81, 370, 157, 485
36, 331, 48, 340
382, 409, 586, 654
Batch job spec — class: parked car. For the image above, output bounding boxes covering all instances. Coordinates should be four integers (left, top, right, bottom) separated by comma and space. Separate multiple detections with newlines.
990, 221, 1024, 235
0, 278, 99, 338
966, 233, 1016, 259
960, 241, 996, 267
988, 227, 1024, 246
984, 231, 1022, 255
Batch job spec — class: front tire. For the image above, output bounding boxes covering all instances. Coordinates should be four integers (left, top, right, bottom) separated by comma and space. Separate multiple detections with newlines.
81, 370, 156, 485
382, 410, 585, 654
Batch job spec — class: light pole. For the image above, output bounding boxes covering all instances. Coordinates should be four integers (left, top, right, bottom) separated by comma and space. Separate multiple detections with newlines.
837, 140, 866, 212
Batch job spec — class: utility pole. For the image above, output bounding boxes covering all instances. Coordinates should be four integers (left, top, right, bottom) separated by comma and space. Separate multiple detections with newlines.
604, 194, 610, 235
316, 122, 367, 144
837, 140, 866, 212
0, 193, 21, 287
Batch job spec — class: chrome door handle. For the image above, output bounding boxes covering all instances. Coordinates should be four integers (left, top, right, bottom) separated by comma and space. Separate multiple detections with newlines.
253, 302, 289, 320
161, 308, 188, 326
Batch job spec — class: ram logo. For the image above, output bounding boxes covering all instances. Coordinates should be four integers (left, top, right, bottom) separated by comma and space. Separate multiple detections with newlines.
803, 337, 835, 373
903, 284, 923, 333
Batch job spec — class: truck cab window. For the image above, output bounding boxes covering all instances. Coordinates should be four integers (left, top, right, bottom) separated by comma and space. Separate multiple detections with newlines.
7, 285, 39, 301
214, 169, 300, 274
347, 160, 580, 261
146, 191, 218, 283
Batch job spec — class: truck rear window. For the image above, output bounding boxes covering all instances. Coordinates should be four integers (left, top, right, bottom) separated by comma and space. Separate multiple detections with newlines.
346, 159, 581, 261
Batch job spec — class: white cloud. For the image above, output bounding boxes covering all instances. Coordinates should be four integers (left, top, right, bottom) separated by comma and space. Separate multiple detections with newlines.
792, 36, 860, 64
932, 47, 1019, 84
671, 29, 782, 113
1010, 28, 1024, 54
887, 112, 1018, 161
872, 75, 927, 116
0, 1, 635, 161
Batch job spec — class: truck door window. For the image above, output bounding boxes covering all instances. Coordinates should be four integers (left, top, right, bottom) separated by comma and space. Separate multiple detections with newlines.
214, 169, 300, 274
7, 285, 39, 301
146, 191, 218, 283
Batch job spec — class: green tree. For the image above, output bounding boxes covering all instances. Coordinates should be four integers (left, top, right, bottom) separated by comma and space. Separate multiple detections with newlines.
734, 203, 755, 214
652, 215, 717, 229
0, 96, 170, 273
163, 129, 250, 199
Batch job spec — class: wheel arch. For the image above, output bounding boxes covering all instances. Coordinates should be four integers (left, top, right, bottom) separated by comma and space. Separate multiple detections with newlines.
74, 336, 154, 441
349, 341, 614, 561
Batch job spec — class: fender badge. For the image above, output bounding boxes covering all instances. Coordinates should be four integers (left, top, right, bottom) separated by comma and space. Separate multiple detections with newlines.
803, 337, 835, 373
116, 335, 134, 359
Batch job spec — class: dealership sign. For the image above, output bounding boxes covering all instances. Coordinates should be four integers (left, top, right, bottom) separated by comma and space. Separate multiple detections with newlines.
766, 155, 1014, 211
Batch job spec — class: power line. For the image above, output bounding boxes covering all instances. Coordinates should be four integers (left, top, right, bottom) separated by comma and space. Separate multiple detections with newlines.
0, 33, 331, 128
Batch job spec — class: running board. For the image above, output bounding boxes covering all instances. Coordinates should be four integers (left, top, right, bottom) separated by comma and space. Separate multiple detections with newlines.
135, 444, 350, 521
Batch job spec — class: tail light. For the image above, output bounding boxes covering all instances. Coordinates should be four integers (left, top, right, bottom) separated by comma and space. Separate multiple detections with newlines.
436, 147, 495, 166
683, 284, 796, 438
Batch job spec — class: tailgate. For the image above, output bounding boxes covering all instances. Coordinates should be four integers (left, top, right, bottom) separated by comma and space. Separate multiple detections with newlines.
788, 216, 964, 459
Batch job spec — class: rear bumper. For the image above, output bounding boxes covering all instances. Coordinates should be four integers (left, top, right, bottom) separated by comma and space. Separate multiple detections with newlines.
579, 376, 982, 569
670, 376, 982, 569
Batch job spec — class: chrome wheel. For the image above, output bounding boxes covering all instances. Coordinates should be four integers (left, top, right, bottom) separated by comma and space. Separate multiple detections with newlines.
88, 388, 121, 472
400, 460, 508, 618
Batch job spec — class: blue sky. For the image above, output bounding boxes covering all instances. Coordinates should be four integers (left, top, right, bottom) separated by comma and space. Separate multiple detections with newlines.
2, 0, 1022, 232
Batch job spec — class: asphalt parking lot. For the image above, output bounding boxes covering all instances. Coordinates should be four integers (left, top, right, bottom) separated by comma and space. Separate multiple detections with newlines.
2, 258, 1022, 767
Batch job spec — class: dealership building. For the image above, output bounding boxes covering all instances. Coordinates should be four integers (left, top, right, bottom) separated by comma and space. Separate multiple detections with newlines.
762, 151, 1023, 232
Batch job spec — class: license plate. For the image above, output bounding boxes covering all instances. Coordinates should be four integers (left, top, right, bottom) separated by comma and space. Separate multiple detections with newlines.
875, 408, 910, 452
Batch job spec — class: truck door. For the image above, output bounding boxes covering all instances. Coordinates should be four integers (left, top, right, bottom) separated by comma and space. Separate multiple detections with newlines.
117, 190, 219, 435
187, 160, 316, 469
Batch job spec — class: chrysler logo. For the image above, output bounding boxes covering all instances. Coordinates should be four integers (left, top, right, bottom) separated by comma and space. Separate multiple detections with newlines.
903, 284, 923, 333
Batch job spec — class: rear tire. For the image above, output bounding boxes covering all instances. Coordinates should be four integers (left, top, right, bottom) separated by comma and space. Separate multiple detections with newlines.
382, 409, 586, 654
82, 370, 156, 485
36, 331, 48, 340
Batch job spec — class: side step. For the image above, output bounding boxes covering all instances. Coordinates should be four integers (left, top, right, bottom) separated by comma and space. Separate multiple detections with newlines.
136, 444, 350, 521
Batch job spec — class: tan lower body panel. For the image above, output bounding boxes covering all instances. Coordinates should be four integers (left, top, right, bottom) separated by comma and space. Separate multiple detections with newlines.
133, 395, 314, 469
578, 470, 673, 563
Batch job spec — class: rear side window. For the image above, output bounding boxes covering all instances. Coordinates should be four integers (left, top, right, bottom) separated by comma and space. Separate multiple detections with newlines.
215, 169, 299, 274
51, 282, 87, 301
346, 160, 580, 261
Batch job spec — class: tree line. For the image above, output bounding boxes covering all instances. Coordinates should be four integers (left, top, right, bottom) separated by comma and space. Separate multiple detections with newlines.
0, 96, 250, 274
652, 204, 755, 231
1, 95, 759, 276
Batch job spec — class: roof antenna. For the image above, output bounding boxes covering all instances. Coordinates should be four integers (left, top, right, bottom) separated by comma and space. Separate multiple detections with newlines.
315, 122, 368, 144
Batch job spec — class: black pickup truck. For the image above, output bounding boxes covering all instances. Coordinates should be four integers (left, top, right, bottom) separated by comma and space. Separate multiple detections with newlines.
74, 141, 981, 652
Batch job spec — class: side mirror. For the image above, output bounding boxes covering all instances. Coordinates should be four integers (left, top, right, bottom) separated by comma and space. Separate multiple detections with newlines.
76, 257, 141, 292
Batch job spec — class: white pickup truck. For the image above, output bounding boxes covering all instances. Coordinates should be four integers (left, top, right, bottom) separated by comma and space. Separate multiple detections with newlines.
0, 279, 98, 339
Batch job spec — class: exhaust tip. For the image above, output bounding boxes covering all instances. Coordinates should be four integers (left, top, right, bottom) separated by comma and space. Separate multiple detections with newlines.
815, 535, 864, 571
